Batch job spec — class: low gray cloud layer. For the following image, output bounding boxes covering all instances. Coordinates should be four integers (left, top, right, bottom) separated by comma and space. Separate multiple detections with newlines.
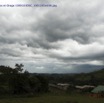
0, 0, 104, 73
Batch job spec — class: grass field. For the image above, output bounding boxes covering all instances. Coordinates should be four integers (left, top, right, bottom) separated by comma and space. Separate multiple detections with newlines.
0, 93, 104, 103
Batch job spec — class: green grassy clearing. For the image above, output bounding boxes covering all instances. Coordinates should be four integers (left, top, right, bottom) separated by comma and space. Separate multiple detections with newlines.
0, 93, 104, 103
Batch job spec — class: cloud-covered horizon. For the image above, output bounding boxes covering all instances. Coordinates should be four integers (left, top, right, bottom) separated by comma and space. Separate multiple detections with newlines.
0, 0, 104, 73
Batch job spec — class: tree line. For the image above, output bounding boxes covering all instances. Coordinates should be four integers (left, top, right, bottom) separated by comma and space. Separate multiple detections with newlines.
0, 64, 48, 95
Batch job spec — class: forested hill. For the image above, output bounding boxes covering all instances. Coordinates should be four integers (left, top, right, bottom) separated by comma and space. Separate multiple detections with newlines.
35, 68, 104, 86
74, 68, 104, 85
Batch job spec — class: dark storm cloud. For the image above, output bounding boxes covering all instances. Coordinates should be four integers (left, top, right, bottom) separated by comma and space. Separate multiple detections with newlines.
33, 15, 87, 44
0, 48, 22, 57
34, 12, 83, 42
26, 37, 60, 49
32, 0, 104, 44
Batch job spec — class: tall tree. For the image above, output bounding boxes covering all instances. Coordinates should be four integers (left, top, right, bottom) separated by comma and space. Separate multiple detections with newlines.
15, 63, 24, 73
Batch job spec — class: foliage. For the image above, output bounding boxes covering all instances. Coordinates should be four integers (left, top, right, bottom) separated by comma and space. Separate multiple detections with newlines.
15, 64, 24, 73
0, 64, 104, 96
0, 64, 49, 95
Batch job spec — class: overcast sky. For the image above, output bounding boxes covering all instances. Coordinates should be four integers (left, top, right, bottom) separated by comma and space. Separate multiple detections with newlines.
0, 0, 104, 73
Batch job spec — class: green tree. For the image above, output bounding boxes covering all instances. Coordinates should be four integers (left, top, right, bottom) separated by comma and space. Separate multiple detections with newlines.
15, 63, 24, 73
29, 76, 41, 93
37, 75, 49, 92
